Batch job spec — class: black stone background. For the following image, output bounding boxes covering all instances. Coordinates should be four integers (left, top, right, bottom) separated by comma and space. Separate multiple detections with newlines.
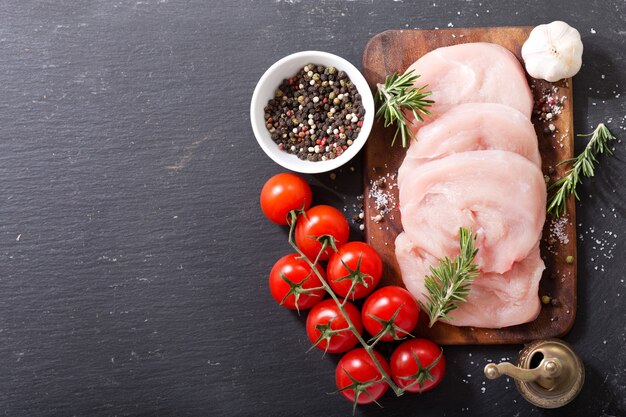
1, 1, 624, 416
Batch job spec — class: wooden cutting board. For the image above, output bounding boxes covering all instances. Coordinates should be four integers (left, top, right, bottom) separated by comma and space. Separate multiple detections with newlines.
362, 27, 577, 345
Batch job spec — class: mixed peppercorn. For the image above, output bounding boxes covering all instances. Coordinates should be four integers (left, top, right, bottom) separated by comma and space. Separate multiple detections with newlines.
263, 64, 365, 161
534, 86, 567, 134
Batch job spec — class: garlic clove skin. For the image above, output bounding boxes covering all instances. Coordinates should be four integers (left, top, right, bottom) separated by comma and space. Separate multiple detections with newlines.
521, 21, 583, 83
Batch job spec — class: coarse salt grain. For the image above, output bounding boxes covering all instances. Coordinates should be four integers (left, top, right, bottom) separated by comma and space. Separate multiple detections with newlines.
368, 175, 397, 218
549, 216, 570, 245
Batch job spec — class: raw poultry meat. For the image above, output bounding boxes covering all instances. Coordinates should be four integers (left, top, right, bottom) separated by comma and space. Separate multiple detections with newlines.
397, 150, 545, 274
395, 233, 543, 328
405, 42, 534, 122
394, 42, 545, 329
403, 103, 541, 168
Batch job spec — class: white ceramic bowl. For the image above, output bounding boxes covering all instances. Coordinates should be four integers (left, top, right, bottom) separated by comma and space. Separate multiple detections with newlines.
250, 51, 375, 174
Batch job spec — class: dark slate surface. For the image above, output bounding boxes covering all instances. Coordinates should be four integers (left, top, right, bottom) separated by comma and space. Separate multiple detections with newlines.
1, 1, 625, 416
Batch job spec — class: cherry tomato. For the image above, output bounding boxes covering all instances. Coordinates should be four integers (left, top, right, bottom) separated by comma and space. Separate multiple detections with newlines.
361, 286, 419, 342
327, 242, 382, 300
306, 299, 363, 354
269, 254, 325, 311
390, 339, 446, 393
260, 173, 312, 225
335, 348, 390, 406
295, 205, 349, 261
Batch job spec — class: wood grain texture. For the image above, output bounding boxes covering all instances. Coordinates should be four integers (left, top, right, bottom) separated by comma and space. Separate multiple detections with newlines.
362, 27, 577, 344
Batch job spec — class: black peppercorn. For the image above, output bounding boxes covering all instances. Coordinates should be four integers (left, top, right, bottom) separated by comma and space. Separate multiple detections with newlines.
263, 64, 366, 162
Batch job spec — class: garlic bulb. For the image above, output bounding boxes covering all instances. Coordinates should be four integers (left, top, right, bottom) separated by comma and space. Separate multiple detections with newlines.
521, 21, 583, 82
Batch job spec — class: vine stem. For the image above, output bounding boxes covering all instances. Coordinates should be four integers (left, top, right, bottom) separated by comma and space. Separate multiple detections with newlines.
288, 216, 403, 396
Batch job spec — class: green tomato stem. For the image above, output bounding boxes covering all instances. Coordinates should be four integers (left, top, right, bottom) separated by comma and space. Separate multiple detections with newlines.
287, 217, 404, 396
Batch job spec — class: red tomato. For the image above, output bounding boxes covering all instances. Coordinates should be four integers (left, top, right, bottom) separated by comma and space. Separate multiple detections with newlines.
327, 242, 382, 300
336, 348, 390, 406
269, 254, 325, 311
260, 173, 312, 225
361, 286, 419, 342
390, 339, 446, 393
295, 205, 349, 261
306, 299, 362, 354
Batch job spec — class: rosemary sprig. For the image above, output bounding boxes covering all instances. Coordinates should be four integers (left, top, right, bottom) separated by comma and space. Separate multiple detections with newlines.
419, 227, 479, 328
375, 70, 434, 147
547, 123, 617, 218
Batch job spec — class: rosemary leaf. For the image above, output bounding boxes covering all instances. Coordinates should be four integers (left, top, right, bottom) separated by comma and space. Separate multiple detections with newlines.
419, 227, 479, 328
375, 70, 434, 147
547, 123, 616, 218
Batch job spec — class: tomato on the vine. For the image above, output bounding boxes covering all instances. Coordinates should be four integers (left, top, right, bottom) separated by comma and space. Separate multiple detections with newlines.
390, 339, 446, 393
269, 254, 325, 311
295, 205, 349, 261
362, 286, 419, 342
335, 348, 390, 406
327, 242, 382, 300
306, 299, 362, 354
260, 173, 312, 225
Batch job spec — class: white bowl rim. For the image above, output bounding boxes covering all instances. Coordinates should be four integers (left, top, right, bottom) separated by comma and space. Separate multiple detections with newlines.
250, 50, 375, 174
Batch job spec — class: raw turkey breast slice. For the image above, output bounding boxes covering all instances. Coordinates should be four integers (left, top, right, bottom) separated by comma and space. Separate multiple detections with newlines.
405, 42, 533, 122
398, 150, 546, 274
395, 233, 543, 328
405, 103, 541, 167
